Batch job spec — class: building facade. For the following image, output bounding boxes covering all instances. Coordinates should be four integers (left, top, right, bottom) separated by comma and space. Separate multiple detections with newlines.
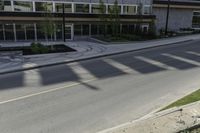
0, 0, 154, 42
153, 0, 200, 32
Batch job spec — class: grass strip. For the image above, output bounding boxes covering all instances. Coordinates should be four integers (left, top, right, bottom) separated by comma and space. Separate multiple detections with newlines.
162, 89, 200, 110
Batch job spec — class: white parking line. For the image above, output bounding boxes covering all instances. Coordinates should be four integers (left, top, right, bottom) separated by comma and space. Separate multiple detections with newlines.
68, 62, 96, 80
24, 69, 41, 86
186, 51, 200, 56
135, 56, 177, 70
0, 79, 96, 105
162, 53, 200, 66
104, 58, 139, 74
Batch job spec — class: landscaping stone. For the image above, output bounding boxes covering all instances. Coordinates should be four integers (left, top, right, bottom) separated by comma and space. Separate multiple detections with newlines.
99, 101, 200, 133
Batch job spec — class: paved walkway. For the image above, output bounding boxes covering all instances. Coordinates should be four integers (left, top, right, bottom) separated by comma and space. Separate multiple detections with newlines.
0, 34, 200, 74
99, 101, 200, 133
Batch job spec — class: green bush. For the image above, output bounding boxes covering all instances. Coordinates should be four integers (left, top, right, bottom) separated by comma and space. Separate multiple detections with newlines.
40, 45, 49, 53
30, 42, 49, 54
31, 42, 40, 54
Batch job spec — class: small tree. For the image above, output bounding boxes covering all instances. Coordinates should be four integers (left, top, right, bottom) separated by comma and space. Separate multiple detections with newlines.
109, 0, 120, 38
108, 5, 114, 36
135, 2, 143, 35
113, 0, 120, 37
148, 19, 157, 38
99, 0, 107, 36
42, 3, 56, 50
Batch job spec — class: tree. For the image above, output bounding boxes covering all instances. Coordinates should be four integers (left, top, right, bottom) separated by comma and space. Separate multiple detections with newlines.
113, 0, 120, 37
42, 3, 56, 50
135, 2, 143, 35
148, 19, 157, 38
99, 0, 107, 36
108, 0, 120, 38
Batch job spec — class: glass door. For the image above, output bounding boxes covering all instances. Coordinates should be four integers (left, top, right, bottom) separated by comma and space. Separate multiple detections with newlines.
65, 24, 73, 40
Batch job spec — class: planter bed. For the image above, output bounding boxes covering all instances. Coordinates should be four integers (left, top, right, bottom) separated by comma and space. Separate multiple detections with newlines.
0, 44, 76, 55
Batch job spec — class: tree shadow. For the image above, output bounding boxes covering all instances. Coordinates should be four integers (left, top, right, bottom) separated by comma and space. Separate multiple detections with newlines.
79, 60, 126, 78
1, 41, 200, 91
0, 71, 24, 90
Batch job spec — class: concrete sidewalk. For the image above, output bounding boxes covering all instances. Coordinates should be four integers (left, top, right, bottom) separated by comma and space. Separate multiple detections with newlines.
0, 34, 200, 74
99, 101, 200, 133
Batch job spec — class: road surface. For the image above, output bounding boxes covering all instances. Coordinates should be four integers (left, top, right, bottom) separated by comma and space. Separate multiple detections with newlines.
0, 40, 200, 133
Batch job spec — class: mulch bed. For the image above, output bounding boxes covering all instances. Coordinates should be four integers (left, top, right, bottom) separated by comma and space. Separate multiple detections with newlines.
0, 44, 76, 55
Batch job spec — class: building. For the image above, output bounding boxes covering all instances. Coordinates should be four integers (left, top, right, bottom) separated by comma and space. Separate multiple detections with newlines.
0, 0, 154, 42
153, 0, 200, 32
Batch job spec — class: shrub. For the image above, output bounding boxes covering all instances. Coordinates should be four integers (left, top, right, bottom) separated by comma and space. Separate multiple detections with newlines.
40, 45, 49, 53
31, 42, 40, 54
30, 42, 49, 54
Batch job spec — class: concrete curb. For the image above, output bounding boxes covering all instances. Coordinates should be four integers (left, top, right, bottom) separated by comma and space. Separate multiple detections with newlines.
98, 100, 200, 133
89, 37, 108, 44
0, 39, 193, 75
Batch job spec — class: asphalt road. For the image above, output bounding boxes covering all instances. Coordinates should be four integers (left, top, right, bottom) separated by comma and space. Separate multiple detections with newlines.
1, 40, 200, 133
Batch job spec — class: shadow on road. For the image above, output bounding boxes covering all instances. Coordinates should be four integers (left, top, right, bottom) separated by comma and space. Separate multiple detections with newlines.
0, 41, 200, 90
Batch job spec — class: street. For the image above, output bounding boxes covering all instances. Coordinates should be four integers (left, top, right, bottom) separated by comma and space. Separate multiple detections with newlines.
0, 39, 200, 133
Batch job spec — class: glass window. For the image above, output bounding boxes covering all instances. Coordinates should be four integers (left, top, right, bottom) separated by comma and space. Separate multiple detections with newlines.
74, 25, 82, 35
55, 3, 72, 13
0, 24, 4, 40
108, 5, 121, 14
75, 4, 89, 13
37, 24, 46, 40
123, 6, 137, 14
107, 24, 112, 35
192, 11, 200, 28
25, 24, 35, 40
46, 2, 53, 12
129, 25, 135, 34
193, 16, 200, 24
99, 25, 106, 35
35, 2, 53, 12
14, 1, 33, 12
65, 25, 72, 40
122, 25, 129, 34
82, 24, 89, 35
142, 25, 149, 33
91, 4, 104, 14
4, 24, 14, 40
0, 1, 12, 11
16, 24, 25, 40
122, 24, 135, 34
194, 11, 200, 16
56, 24, 63, 40
91, 24, 98, 35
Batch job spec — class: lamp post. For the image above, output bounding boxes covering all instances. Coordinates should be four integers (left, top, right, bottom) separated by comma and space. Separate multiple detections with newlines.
62, 3, 66, 42
165, 0, 170, 35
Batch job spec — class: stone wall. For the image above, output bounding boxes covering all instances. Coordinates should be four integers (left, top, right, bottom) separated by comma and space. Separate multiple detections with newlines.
153, 7, 193, 32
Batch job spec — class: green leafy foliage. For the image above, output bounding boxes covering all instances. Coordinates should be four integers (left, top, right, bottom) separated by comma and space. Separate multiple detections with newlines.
162, 89, 200, 110
99, 0, 107, 36
30, 42, 49, 54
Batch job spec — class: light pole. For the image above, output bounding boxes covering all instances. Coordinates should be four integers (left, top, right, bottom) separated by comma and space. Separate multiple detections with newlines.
165, 0, 170, 35
62, 3, 66, 42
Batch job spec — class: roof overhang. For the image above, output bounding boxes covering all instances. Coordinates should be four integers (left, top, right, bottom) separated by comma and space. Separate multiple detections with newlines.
153, 0, 200, 9
0, 12, 156, 23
